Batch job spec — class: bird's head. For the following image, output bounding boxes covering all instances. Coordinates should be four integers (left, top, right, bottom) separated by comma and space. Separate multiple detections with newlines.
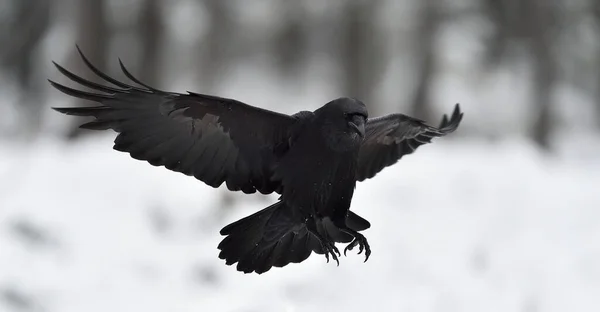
316, 97, 368, 150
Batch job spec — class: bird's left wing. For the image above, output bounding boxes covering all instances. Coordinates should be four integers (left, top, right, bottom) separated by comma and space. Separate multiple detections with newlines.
50, 47, 298, 195
356, 104, 463, 181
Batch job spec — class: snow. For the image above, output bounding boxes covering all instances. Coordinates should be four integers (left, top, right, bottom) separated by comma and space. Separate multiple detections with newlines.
1, 135, 599, 312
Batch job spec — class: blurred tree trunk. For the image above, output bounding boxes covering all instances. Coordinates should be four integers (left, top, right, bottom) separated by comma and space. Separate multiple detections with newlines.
67, 0, 109, 140
409, 0, 439, 121
271, 1, 307, 77
482, 0, 513, 67
197, 0, 233, 92
482, 0, 558, 149
593, 0, 600, 130
137, 0, 163, 86
525, 0, 557, 150
339, 0, 386, 115
1, 0, 50, 139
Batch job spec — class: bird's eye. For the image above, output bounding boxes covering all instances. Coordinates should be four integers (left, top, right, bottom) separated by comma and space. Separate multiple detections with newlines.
347, 113, 365, 123
346, 113, 358, 120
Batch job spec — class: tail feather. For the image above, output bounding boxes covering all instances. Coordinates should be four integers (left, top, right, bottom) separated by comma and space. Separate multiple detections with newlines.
218, 203, 371, 274
218, 201, 321, 274
347, 211, 370, 231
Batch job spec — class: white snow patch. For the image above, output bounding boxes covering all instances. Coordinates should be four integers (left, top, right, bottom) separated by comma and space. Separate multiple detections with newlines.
1, 136, 599, 312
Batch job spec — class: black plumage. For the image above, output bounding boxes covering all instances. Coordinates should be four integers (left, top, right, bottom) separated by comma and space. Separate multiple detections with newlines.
50, 47, 464, 274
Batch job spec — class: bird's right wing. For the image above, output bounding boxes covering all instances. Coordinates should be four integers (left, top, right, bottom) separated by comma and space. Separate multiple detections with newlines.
356, 104, 463, 181
50, 47, 298, 194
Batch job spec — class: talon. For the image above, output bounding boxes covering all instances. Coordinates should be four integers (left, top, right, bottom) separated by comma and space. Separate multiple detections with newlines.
333, 245, 341, 257
343, 240, 356, 256
342, 233, 371, 262
363, 240, 371, 262
329, 243, 340, 266
320, 240, 340, 265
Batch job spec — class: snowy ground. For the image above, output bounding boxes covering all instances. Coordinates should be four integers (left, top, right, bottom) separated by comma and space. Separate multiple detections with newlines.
1, 135, 599, 312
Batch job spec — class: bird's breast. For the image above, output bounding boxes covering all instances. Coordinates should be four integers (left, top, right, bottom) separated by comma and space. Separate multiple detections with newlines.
276, 133, 358, 216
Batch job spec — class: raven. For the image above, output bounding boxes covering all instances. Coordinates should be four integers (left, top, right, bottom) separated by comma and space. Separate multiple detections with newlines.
50, 47, 463, 274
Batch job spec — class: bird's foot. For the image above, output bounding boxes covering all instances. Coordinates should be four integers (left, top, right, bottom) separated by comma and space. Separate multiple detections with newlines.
343, 232, 371, 262
305, 219, 340, 266
320, 239, 340, 266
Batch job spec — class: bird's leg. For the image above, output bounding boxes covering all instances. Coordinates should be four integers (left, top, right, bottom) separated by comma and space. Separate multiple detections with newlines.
305, 218, 340, 266
335, 222, 371, 262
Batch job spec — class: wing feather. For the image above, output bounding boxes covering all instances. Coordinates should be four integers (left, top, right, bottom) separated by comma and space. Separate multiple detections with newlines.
50, 47, 298, 194
356, 104, 463, 181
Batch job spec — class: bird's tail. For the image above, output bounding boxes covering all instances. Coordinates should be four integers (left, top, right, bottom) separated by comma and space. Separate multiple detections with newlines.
218, 202, 372, 274
218, 201, 322, 274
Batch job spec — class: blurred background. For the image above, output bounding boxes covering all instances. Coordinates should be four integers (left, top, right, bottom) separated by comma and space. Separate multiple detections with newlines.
1, 0, 599, 311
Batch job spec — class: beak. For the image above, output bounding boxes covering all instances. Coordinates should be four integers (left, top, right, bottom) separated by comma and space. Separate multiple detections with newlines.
349, 121, 365, 138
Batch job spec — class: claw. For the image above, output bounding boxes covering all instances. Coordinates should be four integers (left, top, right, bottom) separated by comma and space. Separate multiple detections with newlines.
320, 240, 340, 266
329, 243, 340, 266
343, 233, 371, 262
333, 245, 341, 257
343, 240, 358, 256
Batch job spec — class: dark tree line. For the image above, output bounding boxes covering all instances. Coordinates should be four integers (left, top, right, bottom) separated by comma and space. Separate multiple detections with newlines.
1, 0, 599, 150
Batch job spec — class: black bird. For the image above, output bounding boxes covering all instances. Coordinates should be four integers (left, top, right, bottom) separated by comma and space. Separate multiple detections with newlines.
50, 47, 463, 274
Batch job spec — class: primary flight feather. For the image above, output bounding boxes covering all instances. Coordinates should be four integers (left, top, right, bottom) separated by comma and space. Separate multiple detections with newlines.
50, 47, 463, 274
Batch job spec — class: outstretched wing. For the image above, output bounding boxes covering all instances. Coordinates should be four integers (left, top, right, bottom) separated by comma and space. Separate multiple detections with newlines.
50, 47, 298, 194
356, 104, 463, 181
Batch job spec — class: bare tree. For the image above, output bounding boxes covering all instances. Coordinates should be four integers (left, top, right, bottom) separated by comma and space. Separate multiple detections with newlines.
271, 0, 307, 77
409, 0, 440, 122
66, 0, 110, 139
137, 0, 164, 86
593, 0, 600, 130
196, 0, 234, 92
1, 0, 50, 139
338, 0, 387, 115
525, 0, 559, 150
482, 0, 559, 149
482, 0, 513, 67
